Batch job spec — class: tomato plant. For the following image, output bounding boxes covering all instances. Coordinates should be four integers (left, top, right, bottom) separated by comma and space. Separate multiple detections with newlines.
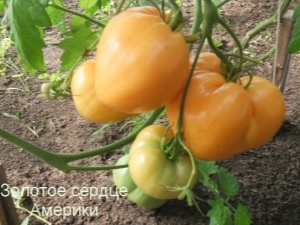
94, 6, 190, 114
71, 59, 135, 124
113, 154, 167, 209
167, 69, 286, 160
128, 125, 198, 199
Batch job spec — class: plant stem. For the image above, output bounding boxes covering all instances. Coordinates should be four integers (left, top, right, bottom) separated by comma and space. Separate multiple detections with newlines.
240, 0, 292, 50
0, 107, 164, 172
188, 0, 202, 51
216, 0, 230, 8
115, 0, 126, 14
48, 1, 106, 28
168, 0, 184, 31
242, 46, 276, 67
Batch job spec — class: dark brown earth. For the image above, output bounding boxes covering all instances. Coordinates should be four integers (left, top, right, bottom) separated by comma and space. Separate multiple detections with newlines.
1, 0, 300, 224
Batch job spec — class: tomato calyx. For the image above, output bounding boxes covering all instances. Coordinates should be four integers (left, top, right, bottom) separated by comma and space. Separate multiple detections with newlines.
162, 133, 182, 160
39, 80, 70, 100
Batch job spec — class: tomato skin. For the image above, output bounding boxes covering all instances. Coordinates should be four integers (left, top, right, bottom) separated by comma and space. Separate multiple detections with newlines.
95, 6, 189, 114
71, 60, 134, 124
166, 70, 286, 160
190, 52, 221, 74
129, 125, 198, 200
113, 154, 167, 209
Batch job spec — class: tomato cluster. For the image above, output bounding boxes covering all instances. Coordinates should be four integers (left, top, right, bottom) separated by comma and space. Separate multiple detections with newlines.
166, 53, 286, 160
71, 6, 189, 122
70, 6, 286, 208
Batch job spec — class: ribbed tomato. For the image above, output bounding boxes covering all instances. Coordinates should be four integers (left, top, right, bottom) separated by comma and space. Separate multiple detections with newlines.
71, 60, 135, 124
128, 125, 198, 199
166, 69, 286, 160
94, 6, 189, 114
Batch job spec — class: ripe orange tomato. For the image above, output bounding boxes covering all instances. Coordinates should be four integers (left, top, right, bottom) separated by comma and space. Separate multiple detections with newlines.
190, 52, 221, 74
166, 69, 286, 160
94, 6, 189, 114
71, 60, 135, 124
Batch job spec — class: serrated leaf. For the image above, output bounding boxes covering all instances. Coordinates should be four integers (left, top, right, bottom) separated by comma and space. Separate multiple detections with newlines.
7, 0, 52, 71
217, 167, 239, 197
197, 160, 219, 191
46, 0, 66, 33
21, 216, 30, 225
208, 198, 232, 225
288, 18, 300, 54
197, 159, 219, 177
234, 204, 252, 225
58, 26, 100, 72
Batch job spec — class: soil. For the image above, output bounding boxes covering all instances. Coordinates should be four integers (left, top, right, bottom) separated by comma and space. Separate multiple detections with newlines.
1, 0, 300, 225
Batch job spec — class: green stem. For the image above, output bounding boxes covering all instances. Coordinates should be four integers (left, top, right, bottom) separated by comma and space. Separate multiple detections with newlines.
216, 0, 230, 8
240, 0, 291, 50
115, 0, 126, 14
242, 46, 275, 67
177, 36, 206, 134
207, 36, 229, 65
184, 0, 229, 51
0, 108, 164, 172
16, 205, 51, 225
48, 1, 106, 28
168, 0, 184, 30
188, 0, 202, 51
224, 198, 237, 212
218, 17, 243, 73
177, 136, 197, 190
175, 0, 226, 193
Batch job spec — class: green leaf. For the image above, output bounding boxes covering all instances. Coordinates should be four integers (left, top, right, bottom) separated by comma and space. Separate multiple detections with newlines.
234, 204, 252, 225
288, 18, 300, 54
7, 0, 52, 71
58, 26, 100, 72
197, 160, 219, 177
79, 0, 98, 9
293, 2, 300, 19
207, 198, 232, 225
21, 216, 30, 225
217, 167, 239, 197
70, 16, 86, 31
46, 0, 66, 33
70, 0, 99, 31
0, 0, 5, 13
288, 3, 300, 54
197, 160, 219, 191
97, 0, 109, 8
17, 54, 37, 75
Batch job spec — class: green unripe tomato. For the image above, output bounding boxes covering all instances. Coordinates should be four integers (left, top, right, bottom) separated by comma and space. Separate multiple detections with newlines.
129, 125, 198, 200
113, 154, 167, 209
